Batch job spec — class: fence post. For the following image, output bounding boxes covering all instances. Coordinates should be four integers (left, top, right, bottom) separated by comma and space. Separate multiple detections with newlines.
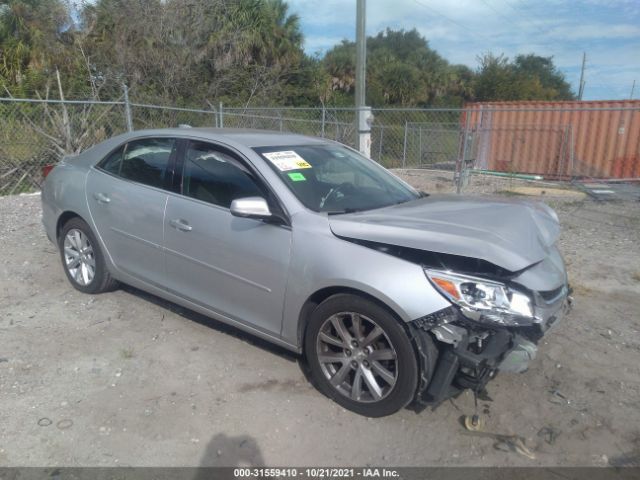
402, 121, 408, 168
418, 127, 422, 167
123, 84, 133, 132
569, 125, 575, 180
457, 122, 469, 194
321, 105, 326, 137
278, 110, 283, 132
378, 125, 384, 162
219, 102, 224, 128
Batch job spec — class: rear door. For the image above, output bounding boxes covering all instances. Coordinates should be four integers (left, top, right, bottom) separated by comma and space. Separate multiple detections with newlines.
163, 140, 292, 337
86, 137, 177, 285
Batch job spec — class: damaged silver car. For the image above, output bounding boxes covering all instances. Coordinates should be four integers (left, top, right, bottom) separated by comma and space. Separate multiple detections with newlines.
41, 129, 572, 417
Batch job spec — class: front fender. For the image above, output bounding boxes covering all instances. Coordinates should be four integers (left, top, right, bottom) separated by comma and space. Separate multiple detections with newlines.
280, 214, 451, 347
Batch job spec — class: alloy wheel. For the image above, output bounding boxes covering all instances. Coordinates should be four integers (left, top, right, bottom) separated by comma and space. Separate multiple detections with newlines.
316, 312, 398, 403
63, 229, 96, 286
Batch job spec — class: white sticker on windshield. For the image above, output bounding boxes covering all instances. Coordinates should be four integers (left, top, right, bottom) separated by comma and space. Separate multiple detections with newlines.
263, 151, 312, 171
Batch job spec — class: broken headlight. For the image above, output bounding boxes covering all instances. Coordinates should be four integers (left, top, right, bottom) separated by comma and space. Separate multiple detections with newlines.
425, 269, 536, 326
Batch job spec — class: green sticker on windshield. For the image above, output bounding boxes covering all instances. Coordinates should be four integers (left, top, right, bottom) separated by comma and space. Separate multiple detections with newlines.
288, 172, 306, 182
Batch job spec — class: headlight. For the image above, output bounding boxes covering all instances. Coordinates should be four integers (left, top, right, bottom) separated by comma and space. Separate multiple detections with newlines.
425, 269, 536, 326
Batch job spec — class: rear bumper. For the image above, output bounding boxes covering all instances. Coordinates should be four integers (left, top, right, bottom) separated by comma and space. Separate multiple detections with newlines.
40, 181, 58, 245
414, 292, 571, 407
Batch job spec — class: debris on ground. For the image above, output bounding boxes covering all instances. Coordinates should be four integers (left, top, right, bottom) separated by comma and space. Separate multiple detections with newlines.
537, 426, 561, 445
463, 430, 537, 460
37, 418, 52, 427
463, 414, 485, 432
493, 434, 536, 460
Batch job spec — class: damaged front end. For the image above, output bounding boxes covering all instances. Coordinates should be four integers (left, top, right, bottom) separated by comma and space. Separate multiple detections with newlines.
345, 238, 572, 409
411, 299, 570, 408
411, 272, 572, 408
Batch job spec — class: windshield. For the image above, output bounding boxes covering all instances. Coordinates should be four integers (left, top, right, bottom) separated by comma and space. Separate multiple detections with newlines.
254, 144, 420, 213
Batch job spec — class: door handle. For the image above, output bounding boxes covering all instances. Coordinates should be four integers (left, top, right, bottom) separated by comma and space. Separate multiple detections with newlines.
94, 192, 111, 204
169, 218, 193, 232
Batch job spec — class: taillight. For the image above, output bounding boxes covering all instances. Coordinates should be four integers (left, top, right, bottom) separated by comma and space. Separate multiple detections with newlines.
42, 164, 55, 178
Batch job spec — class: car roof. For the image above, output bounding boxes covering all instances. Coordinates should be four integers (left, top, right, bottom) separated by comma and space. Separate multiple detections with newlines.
125, 128, 331, 148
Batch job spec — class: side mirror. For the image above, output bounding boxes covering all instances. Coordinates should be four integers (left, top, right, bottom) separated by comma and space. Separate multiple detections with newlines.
230, 197, 272, 220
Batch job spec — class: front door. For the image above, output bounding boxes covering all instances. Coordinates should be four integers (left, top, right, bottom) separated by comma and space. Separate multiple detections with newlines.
163, 141, 292, 337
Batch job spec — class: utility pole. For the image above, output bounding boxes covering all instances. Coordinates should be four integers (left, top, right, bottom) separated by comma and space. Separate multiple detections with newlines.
355, 0, 372, 157
631, 80, 636, 100
355, 0, 366, 111
578, 52, 586, 100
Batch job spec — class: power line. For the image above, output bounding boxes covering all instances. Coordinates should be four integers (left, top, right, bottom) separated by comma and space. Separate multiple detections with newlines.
415, 0, 586, 57
411, 0, 491, 41
498, 0, 590, 52
479, 0, 561, 47
502, 0, 550, 27
478, 0, 515, 24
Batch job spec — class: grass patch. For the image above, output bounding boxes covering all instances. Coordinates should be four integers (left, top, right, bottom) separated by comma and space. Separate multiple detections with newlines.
120, 348, 135, 359
572, 283, 594, 296
496, 190, 527, 196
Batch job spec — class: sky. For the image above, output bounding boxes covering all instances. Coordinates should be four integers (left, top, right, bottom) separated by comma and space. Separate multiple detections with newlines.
287, 0, 640, 101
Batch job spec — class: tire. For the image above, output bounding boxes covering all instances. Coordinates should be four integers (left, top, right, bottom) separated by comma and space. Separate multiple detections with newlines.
58, 217, 118, 294
304, 293, 419, 417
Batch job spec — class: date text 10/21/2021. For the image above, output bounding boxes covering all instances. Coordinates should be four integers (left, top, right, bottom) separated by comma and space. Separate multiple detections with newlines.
233, 468, 400, 478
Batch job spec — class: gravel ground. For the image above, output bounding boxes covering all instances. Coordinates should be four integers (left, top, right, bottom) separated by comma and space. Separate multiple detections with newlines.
1, 182, 639, 467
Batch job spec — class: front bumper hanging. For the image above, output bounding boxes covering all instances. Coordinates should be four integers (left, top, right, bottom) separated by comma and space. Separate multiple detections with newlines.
411, 293, 572, 407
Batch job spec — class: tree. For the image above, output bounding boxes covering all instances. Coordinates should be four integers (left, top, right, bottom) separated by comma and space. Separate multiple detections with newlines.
513, 54, 574, 100
0, 2, 576, 106
0, 0, 83, 97
474, 52, 575, 102
78, 0, 308, 105
323, 28, 472, 107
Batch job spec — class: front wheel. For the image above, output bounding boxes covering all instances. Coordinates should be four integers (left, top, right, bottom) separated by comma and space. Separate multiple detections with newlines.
304, 294, 420, 417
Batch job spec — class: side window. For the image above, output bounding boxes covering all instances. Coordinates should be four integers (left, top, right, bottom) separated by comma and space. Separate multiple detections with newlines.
120, 138, 176, 188
97, 138, 176, 188
100, 145, 124, 175
182, 142, 264, 208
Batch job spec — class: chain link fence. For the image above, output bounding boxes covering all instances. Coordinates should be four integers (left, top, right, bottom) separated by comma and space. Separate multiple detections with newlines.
0, 98, 130, 195
1, 97, 638, 196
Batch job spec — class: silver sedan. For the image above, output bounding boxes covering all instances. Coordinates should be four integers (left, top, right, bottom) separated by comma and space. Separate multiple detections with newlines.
41, 128, 571, 417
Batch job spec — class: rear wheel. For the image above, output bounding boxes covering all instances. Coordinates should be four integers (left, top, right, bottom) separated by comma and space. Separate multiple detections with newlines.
59, 217, 118, 294
305, 294, 419, 417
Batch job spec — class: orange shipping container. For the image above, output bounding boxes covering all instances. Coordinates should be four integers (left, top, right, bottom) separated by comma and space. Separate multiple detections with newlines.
462, 100, 640, 179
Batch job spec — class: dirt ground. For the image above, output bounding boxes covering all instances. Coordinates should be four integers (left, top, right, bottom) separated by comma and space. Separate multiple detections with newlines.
1, 175, 639, 467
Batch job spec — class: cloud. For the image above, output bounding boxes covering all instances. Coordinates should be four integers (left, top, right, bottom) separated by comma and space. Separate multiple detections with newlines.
287, 0, 640, 100
546, 23, 640, 40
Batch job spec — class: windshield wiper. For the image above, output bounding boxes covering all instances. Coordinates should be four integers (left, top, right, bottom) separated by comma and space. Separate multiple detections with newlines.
326, 208, 362, 215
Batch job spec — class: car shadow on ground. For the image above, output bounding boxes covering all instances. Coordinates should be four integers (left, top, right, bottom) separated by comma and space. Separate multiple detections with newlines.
119, 284, 300, 365
115, 285, 429, 415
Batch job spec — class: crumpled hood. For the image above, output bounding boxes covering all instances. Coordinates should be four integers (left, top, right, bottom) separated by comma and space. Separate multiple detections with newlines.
329, 195, 561, 272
